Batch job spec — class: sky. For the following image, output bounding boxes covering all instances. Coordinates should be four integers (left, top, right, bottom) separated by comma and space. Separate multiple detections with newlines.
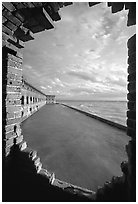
22, 2, 136, 101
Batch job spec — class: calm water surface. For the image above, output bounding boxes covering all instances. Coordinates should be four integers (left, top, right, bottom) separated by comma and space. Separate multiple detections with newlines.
58, 100, 127, 126
22, 104, 129, 191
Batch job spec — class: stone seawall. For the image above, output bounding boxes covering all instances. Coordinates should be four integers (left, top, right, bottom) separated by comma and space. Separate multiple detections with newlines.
61, 103, 127, 132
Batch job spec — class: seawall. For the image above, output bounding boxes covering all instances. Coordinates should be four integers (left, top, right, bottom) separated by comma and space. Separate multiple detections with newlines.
60, 103, 127, 131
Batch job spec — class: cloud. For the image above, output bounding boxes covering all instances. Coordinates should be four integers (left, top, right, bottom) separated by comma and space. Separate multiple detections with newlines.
67, 70, 98, 83
54, 43, 65, 47
51, 78, 65, 87
71, 87, 94, 94
22, 3, 132, 100
40, 86, 47, 89
105, 76, 127, 87
116, 34, 127, 44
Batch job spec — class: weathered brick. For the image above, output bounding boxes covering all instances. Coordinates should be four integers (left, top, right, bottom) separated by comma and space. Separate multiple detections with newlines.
32, 2, 43, 7
128, 72, 136, 82
29, 150, 37, 160
16, 51, 23, 59
5, 137, 14, 147
127, 119, 136, 130
4, 20, 18, 32
14, 124, 22, 136
7, 59, 22, 69
5, 146, 11, 156
18, 141, 27, 151
3, 44, 23, 60
13, 10, 25, 22
7, 59, 17, 67
7, 79, 22, 86
2, 24, 13, 36
6, 105, 21, 112
14, 111, 21, 118
5, 131, 16, 139
127, 110, 136, 120
14, 26, 34, 42
7, 85, 21, 93
2, 39, 19, 53
12, 2, 26, 9
15, 135, 23, 145
6, 99, 21, 106
2, 32, 17, 47
7, 66, 22, 76
127, 127, 136, 137
7, 53, 23, 63
6, 112, 15, 119
33, 157, 41, 166
5, 124, 15, 133
2, 8, 22, 26
21, 115, 28, 121
2, 16, 7, 24
127, 92, 136, 101
6, 93, 22, 100
2, 2, 16, 12
7, 72, 22, 81
6, 117, 21, 125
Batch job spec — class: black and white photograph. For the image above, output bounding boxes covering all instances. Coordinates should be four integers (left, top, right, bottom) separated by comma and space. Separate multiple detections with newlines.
2, 1, 136, 202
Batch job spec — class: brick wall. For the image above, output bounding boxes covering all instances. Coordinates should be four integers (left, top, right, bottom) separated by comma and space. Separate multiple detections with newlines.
2, 47, 26, 156
127, 35, 136, 137
126, 34, 136, 201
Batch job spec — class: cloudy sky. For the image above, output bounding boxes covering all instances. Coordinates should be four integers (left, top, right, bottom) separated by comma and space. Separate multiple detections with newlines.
22, 2, 136, 101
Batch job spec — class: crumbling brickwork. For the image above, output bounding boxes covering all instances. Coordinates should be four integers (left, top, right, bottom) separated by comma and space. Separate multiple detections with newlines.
126, 34, 136, 201
2, 47, 25, 156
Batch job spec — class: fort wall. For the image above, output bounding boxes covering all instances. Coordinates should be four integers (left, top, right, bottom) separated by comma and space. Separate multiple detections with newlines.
21, 80, 46, 122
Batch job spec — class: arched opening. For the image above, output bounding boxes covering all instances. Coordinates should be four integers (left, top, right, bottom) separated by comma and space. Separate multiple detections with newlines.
3, 3, 135, 202
26, 96, 29, 104
21, 2, 135, 191
21, 95, 24, 105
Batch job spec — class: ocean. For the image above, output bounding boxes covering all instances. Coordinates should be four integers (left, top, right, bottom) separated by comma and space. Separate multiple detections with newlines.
57, 100, 127, 126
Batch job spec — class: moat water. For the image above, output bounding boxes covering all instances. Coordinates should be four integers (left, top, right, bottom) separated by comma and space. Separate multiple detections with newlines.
21, 104, 129, 191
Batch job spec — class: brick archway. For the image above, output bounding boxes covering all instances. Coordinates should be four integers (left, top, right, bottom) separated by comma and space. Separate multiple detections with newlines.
2, 2, 136, 201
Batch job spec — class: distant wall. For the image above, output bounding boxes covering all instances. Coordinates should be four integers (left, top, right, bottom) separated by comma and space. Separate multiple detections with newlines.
21, 80, 46, 122
46, 95, 56, 104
